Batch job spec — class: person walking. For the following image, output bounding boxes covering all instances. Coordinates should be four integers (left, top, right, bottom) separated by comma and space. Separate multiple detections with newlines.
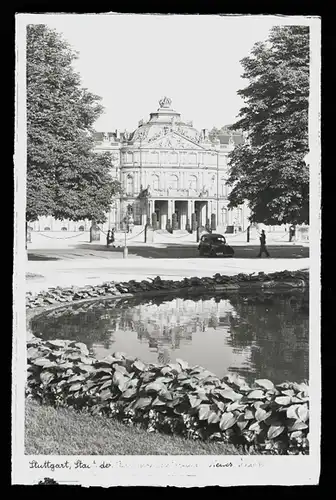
110, 228, 115, 247
106, 228, 115, 248
257, 229, 270, 257
106, 229, 112, 247
289, 225, 296, 242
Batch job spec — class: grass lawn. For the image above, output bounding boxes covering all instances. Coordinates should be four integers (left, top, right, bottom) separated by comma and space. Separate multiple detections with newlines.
25, 399, 248, 455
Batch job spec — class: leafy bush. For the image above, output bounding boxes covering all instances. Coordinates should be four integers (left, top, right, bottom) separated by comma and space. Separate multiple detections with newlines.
26, 338, 309, 455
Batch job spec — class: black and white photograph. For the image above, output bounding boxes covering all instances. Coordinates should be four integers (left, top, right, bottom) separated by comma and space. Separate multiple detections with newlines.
13, 13, 321, 486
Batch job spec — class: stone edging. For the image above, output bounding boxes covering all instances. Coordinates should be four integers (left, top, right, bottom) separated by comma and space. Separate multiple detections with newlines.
26, 270, 308, 310
26, 270, 308, 338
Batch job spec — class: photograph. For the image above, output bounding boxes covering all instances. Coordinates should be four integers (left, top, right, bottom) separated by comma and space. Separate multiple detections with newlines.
13, 13, 321, 487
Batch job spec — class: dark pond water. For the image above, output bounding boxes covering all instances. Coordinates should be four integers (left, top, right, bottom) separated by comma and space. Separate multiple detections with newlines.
30, 290, 309, 385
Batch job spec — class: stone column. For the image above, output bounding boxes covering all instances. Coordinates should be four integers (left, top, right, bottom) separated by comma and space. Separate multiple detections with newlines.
168, 199, 173, 221
149, 199, 155, 218
201, 203, 206, 226
188, 200, 193, 220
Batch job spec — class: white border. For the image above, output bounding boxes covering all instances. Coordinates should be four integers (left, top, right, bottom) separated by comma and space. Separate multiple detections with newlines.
13, 14, 321, 486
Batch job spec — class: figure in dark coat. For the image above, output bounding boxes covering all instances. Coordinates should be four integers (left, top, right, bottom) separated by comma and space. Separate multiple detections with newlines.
106, 229, 115, 247
289, 225, 296, 242
257, 229, 270, 257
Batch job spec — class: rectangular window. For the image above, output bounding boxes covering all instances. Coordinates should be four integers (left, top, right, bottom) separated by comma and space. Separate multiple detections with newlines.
150, 152, 159, 164
133, 152, 140, 163
180, 153, 188, 164
219, 155, 227, 167
161, 152, 168, 164
189, 153, 197, 164
169, 152, 178, 164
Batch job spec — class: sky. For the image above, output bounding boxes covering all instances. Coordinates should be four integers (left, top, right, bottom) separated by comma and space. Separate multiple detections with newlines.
25, 14, 307, 133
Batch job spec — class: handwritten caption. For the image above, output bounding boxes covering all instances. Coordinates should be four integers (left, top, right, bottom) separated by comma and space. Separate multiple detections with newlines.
29, 459, 263, 472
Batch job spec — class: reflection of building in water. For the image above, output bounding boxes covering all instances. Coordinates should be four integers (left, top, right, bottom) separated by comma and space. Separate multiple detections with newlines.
116, 297, 234, 363
227, 292, 309, 383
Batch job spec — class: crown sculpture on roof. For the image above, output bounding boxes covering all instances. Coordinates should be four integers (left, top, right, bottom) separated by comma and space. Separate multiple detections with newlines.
159, 96, 172, 109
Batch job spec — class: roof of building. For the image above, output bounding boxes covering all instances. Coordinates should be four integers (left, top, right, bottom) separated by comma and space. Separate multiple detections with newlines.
93, 99, 245, 147
218, 133, 244, 145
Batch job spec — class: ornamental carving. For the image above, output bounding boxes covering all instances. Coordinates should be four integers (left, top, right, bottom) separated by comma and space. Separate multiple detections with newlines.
159, 96, 172, 108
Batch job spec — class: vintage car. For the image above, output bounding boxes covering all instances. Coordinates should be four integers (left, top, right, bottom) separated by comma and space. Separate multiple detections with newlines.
198, 233, 234, 257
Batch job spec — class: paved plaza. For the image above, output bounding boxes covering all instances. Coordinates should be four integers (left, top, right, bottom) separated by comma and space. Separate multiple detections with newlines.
26, 231, 309, 295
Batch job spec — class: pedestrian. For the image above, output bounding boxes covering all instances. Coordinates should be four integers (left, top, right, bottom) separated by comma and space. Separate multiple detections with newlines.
247, 225, 250, 243
111, 228, 115, 247
106, 229, 112, 247
257, 229, 270, 257
289, 225, 296, 242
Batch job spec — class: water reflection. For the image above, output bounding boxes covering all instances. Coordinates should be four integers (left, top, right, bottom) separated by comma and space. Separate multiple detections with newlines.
31, 290, 309, 384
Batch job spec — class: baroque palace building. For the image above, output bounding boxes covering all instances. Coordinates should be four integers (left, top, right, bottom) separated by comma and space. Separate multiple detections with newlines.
32, 97, 249, 233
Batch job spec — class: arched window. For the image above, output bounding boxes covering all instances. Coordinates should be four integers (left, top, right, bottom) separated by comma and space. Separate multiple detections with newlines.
221, 208, 228, 225
169, 174, 178, 190
152, 174, 160, 190
126, 174, 134, 195
61, 227, 67, 231
221, 178, 228, 197
78, 225, 85, 231
189, 175, 198, 190
44, 227, 50, 231
238, 208, 243, 225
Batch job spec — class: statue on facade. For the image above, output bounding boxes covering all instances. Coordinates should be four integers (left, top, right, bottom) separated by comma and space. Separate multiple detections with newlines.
198, 130, 204, 143
159, 96, 172, 109
103, 132, 109, 142
123, 130, 130, 141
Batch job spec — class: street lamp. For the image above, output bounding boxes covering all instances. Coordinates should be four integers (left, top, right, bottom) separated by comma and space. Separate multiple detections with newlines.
123, 212, 129, 259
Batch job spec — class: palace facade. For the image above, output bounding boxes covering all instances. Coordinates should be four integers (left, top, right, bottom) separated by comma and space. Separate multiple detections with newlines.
31, 97, 249, 233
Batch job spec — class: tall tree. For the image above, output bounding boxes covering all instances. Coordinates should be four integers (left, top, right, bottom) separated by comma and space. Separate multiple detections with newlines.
227, 26, 310, 225
26, 24, 121, 224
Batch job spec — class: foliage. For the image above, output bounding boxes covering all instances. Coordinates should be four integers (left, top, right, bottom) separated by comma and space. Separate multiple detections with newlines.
209, 125, 243, 142
26, 24, 121, 223
227, 26, 310, 225
26, 339, 309, 455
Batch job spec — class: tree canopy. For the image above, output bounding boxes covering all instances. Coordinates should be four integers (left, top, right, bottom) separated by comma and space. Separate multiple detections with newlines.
227, 26, 310, 225
26, 24, 121, 223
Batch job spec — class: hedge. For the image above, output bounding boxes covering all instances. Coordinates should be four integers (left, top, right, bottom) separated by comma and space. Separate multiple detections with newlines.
26, 338, 309, 455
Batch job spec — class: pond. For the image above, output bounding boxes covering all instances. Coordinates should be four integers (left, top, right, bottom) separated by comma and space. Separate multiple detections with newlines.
30, 290, 309, 385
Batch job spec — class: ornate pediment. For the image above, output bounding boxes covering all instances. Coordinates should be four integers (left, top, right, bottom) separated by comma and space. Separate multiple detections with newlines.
146, 131, 206, 150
